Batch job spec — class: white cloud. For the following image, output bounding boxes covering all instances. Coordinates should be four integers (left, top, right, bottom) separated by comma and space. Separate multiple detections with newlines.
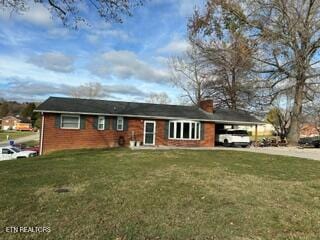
28, 52, 74, 73
0, 54, 96, 90
0, 54, 159, 101
21, 3, 53, 27
157, 39, 190, 54
1, 77, 147, 101
47, 27, 72, 39
0, 2, 53, 27
86, 29, 130, 44
88, 50, 170, 83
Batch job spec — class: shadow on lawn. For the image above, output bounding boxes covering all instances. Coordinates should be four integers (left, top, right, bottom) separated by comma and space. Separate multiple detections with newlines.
210, 150, 320, 182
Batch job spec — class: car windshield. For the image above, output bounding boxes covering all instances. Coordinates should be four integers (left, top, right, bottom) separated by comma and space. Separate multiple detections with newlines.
229, 130, 248, 136
10, 147, 21, 153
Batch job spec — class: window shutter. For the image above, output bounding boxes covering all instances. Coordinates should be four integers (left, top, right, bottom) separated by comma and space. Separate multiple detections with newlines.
105, 117, 110, 130
164, 121, 169, 139
200, 122, 205, 140
55, 114, 61, 128
112, 117, 117, 130
123, 118, 128, 131
80, 116, 86, 129
92, 116, 98, 129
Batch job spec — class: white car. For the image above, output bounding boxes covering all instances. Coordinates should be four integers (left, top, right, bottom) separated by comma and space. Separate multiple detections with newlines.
0, 146, 37, 161
217, 129, 250, 147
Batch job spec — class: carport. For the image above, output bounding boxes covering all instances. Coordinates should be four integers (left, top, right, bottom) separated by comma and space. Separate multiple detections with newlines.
211, 108, 265, 143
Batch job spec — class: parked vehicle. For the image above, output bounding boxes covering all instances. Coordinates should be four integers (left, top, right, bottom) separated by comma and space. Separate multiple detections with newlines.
298, 136, 320, 148
12, 144, 40, 155
216, 129, 250, 147
0, 146, 37, 161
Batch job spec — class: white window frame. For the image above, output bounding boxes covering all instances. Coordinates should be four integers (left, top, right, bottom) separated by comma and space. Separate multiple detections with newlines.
97, 116, 105, 130
168, 120, 201, 140
60, 114, 80, 129
117, 116, 124, 131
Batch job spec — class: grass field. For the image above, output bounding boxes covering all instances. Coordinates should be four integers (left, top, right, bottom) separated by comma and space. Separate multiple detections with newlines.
0, 131, 35, 142
0, 149, 320, 239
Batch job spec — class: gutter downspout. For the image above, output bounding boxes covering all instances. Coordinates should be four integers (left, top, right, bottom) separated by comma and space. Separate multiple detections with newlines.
40, 113, 44, 155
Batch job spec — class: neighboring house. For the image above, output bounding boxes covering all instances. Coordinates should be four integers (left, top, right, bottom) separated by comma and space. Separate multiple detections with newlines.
300, 123, 320, 138
35, 97, 264, 155
1, 116, 32, 131
236, 123, 275, 137
1, 116, 21, 130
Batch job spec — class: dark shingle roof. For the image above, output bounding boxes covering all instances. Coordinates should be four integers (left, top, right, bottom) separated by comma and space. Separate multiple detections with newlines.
210, 108, 263, 124
35, 97, 263, 124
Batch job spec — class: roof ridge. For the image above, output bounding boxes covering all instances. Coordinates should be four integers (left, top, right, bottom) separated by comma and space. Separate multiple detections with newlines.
48, 96, 196, 108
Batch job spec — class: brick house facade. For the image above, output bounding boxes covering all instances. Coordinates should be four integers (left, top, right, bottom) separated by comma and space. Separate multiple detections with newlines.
35, 97, 261, 154
41, 114, 215, 154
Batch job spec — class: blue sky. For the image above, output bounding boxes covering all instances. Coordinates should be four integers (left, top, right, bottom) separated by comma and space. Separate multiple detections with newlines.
0, 0, 204, 103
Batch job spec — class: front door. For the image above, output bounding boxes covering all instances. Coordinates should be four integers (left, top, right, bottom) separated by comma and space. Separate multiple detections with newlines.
144, 121, 156, 145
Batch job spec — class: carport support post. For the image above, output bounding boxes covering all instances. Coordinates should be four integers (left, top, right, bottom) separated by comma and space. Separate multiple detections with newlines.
254, 124, 258, 143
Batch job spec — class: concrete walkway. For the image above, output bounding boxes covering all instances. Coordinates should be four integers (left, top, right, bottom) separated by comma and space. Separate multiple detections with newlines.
132, 145, 320, 161
0, 132, 39, 146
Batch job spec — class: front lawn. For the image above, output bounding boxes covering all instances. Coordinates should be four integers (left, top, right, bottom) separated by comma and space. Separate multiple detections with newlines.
0, 130, 35, 142
0, 149, 320, 239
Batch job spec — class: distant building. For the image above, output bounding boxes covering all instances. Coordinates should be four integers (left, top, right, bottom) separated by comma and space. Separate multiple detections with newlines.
1, 116, 32, 131
233, 123, 275, 137
300, 123, 319, 138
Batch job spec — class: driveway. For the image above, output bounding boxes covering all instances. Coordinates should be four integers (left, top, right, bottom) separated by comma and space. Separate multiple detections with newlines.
0, 132, 39, 147
215, 146, 320, 161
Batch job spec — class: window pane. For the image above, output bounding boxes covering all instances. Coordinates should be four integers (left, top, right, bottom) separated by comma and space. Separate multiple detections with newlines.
145, 133, 154, 144
146, 122, 154, 132
62, 116, 79, 128
169, 122, 174, 138
183, 122, 190, 139
197, 123, 200, 139
2, 149, 10, 154
117, 117, 123, 130
176, 122, 181, 138
98, 117, 104, 130
191, 123, 195, 139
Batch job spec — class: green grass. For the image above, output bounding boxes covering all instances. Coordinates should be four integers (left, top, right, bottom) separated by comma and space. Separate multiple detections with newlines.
0, 130, 35, 142
0, 149, 320, 240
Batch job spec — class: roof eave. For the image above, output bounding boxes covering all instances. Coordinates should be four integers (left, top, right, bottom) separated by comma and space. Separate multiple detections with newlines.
212, 120, 265, 125
34, 109, 215, 122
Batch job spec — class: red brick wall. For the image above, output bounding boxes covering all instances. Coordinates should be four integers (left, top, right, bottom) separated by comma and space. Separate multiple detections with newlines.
41, 113, 215, 154
199, 99, 214, 113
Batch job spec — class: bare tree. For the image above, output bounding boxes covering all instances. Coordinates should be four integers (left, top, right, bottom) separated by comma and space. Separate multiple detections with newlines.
188, 3, 259, 110
266, 92, 293, 141
70, 82, 105, 99
146, 92, 171, 104
169, 46, 210, 106
1, 0, 144, 27
193, 0, 320, 144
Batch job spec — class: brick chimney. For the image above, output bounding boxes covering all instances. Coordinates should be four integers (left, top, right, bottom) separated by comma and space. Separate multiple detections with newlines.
199, 99, 214, 113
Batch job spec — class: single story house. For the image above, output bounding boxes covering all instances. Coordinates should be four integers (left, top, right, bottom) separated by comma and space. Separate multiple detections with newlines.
1, 116, 31, 131
35, 97, 263, 155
